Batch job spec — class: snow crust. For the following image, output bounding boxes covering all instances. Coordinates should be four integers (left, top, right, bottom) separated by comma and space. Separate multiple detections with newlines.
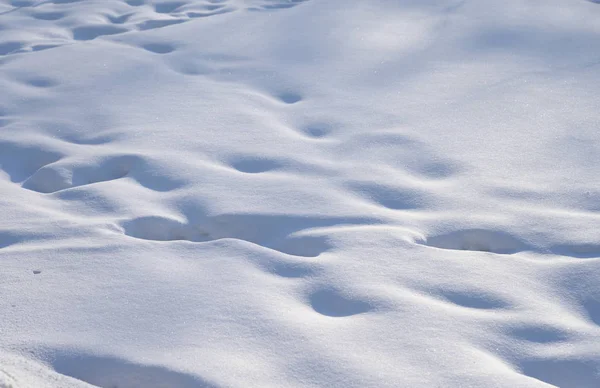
1, 0, 600, 386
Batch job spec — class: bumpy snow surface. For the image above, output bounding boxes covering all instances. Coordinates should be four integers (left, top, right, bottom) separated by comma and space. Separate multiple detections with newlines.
1, 0, 600, 387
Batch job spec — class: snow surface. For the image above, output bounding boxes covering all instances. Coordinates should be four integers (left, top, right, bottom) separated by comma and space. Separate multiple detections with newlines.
1, 0, 600, 386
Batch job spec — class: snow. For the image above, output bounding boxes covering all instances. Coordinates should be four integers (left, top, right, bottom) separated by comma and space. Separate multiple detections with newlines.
1, 0, 600, 386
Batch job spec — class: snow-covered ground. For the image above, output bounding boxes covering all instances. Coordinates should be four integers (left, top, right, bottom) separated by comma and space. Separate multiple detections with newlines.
1, 0, 600, 386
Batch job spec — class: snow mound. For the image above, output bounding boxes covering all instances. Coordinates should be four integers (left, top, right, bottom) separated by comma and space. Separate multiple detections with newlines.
1, 0, 600, 386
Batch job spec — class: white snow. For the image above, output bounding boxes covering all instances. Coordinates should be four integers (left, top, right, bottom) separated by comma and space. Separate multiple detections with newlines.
1, 0, 600, 386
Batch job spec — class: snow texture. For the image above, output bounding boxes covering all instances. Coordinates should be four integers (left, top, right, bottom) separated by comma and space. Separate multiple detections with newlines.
1, 0, 600, 387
